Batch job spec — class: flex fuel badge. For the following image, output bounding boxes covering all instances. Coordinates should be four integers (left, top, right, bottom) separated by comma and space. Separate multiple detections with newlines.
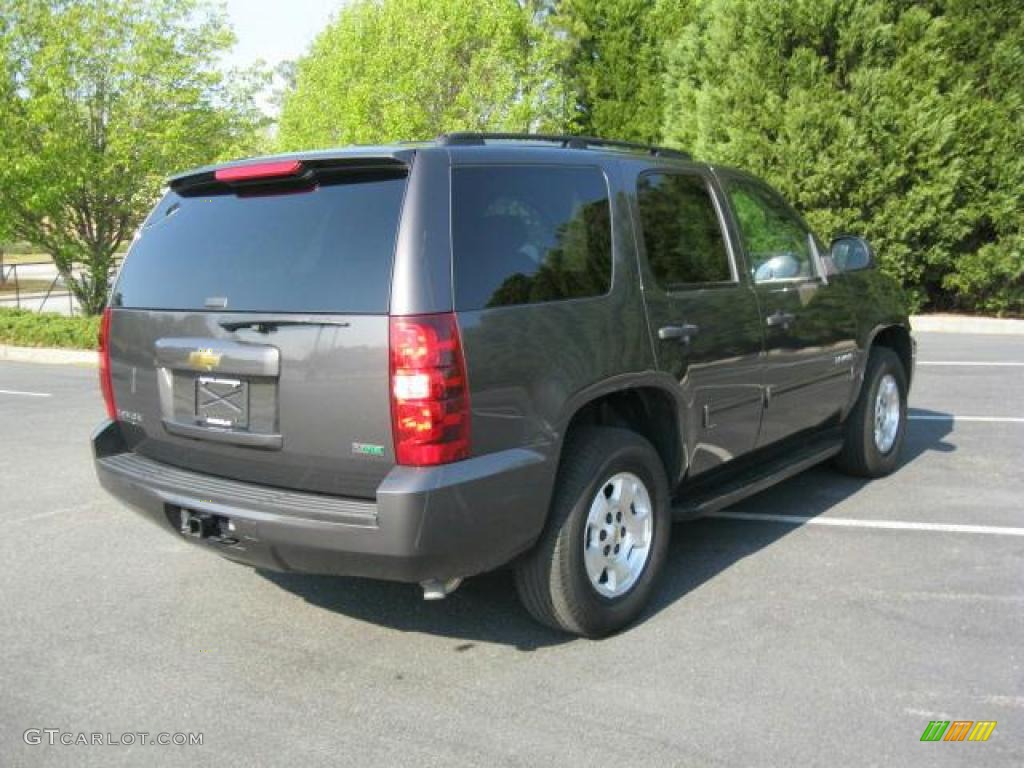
352, 442, 386, 458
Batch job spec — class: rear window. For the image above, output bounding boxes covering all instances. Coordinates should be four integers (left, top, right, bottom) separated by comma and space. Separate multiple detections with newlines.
452, 165, 612, 310
112, 169, 407, 313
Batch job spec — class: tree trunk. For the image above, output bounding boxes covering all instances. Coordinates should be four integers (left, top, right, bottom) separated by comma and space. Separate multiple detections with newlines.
53, 248, 113, 316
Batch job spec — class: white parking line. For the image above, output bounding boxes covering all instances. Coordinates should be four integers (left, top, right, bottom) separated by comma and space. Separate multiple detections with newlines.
909, 415, 1024, 423
706, 511, 1024, 536
0, 388, 52, 398
918, 361, 1024, 367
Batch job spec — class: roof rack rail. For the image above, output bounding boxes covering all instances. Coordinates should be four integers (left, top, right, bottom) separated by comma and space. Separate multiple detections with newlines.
437, 132, 691, 160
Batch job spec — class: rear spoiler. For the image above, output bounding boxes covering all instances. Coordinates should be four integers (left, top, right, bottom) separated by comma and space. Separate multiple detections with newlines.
169, 152, 414, 196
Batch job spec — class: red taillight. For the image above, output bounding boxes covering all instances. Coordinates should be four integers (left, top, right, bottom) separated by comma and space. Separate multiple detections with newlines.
98, 306, 117, 420
389, 313, 470, 466
214, 160, 304, 183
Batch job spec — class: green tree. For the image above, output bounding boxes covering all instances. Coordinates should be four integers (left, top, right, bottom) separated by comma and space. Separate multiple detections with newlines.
663, 0, 1024, 314
278, 0, 567, 148
0, 0, 268, 315
550, 0, 688, 143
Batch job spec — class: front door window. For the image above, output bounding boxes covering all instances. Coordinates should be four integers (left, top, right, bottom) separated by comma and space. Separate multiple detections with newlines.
727, 181, 817, 283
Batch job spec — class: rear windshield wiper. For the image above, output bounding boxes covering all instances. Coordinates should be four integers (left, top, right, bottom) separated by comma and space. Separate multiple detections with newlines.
219, 318, 352, 333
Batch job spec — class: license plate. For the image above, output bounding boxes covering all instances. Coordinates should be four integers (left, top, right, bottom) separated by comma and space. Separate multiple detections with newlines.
195, 376, 249, 428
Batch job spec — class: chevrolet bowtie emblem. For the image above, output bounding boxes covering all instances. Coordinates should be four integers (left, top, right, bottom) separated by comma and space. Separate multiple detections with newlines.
188, 348, 222, 371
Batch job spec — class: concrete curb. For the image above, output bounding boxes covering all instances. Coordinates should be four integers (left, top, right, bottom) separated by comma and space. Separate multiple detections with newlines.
911, 314, 1024, 335
0, 344, 97, 366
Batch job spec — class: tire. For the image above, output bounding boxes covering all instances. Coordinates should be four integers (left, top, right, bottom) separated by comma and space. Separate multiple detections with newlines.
515, 426, 671, 638
836, 346, 908, 477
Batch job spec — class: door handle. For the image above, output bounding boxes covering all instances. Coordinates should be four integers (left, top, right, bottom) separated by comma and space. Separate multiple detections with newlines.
658, 323, 700, 343
765, 311, 796, 328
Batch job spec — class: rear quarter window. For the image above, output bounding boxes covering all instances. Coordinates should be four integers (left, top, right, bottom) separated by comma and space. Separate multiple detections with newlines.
451, 165, 612, 311
112, 169, 407, 313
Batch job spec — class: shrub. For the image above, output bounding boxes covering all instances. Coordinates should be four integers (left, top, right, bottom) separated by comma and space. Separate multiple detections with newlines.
662, 0, 1024, 315
0, 309, 99, 349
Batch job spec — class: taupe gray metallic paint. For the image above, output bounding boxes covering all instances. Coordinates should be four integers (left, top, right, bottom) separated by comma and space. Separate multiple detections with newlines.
93, 143, 912, 583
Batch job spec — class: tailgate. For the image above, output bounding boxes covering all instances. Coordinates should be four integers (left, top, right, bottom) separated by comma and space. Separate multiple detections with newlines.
106, 160, 407, 498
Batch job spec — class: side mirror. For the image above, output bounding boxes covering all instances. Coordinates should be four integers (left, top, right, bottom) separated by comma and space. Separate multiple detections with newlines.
830, 235, 875, 273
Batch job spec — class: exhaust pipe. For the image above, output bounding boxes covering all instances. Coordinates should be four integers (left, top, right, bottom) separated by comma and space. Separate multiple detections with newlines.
420, 577, 463, 600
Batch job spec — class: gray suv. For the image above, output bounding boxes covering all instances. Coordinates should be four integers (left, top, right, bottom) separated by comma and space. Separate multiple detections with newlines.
93, 133, 913, 637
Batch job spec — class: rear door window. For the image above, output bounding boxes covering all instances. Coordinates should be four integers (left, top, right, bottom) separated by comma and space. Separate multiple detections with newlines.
637, 172, 734, 289
112, 169, 407, 313
451, 165, 612, 310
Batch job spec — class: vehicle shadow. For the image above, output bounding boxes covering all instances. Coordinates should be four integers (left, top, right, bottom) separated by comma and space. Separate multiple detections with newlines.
261, 409, 954, 650
649, 408, 955, 617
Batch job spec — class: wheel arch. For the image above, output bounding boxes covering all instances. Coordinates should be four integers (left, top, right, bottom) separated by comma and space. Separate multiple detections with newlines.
867, 323, 914, 388
845, 322, 914, 415
557, 379, 685, 490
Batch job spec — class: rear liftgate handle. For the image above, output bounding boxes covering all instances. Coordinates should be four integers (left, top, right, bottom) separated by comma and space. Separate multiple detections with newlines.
658, 323, 700, 344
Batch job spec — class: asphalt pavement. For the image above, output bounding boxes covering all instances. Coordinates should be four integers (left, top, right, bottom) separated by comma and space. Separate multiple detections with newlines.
1, 331, 1021, 767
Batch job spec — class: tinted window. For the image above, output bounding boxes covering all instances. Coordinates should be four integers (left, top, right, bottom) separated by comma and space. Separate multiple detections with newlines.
637, 173, 732, 288
726, 180, 817, 283
113, 170, 407, 313
452, 166, 612, 310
